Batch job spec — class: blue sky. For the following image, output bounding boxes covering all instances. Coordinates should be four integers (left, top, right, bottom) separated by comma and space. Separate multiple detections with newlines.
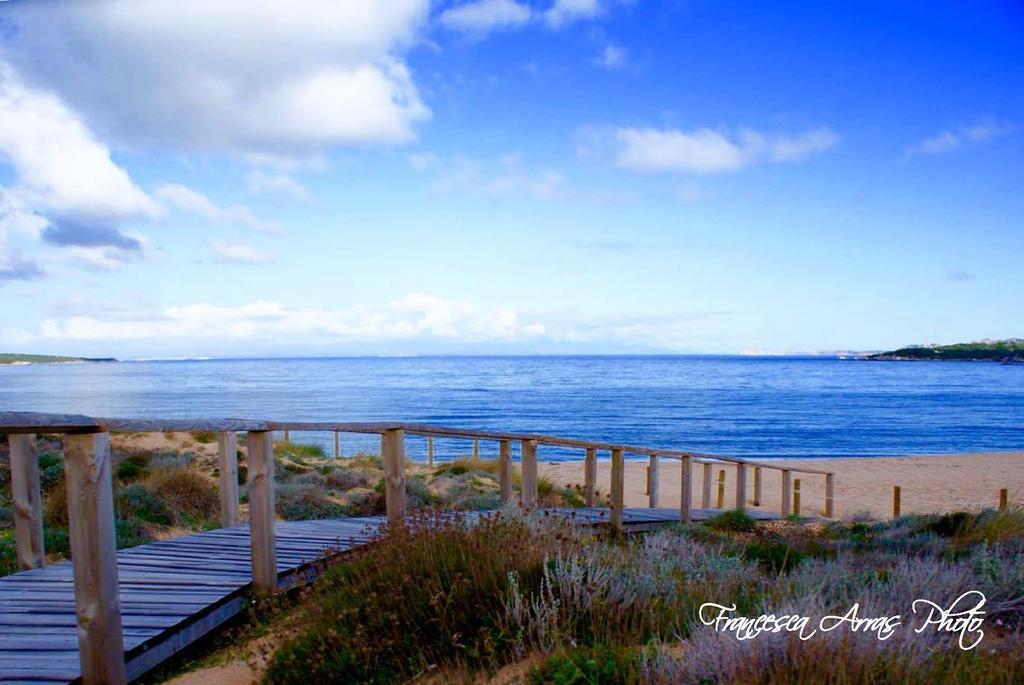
0, 0, 1021, 357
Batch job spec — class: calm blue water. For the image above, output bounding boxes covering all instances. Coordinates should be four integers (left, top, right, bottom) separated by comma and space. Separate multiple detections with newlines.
2, 356, 1022, 460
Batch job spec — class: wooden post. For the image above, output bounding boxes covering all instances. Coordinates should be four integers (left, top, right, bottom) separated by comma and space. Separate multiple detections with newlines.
472, 439, 479, 463
282, 429, 290, 443
9, 434, 44, 570
702, 463, 712, 509
753, 467, 762, 507
735, 463, 747, 512
716, 469, 726, 509
427, 435, 434, 467
999, 488, 1008, 511
246, 431, 277, 593
648, 454, 659, 508
584, 447, 597, 507
892, 485, 901, 518
521, 439, 538, 506
63, 432, 127, 685
781, 469, 792, 517
381, 429, 407, 526
680, 455, 693, 523
333, 431, 340, 459
610, 448, 624, 531
499, 440, 512, 504
216, 432, 240, 528
825, 474, 835, 518
793, 478, 801, 516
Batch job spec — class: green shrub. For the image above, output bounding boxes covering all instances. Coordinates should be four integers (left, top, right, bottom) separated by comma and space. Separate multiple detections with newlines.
147, 468, 219, 524
436, 461, 470, 476
405, 476, 442, 509
115, 519, 152, 549
744, 542, 805, 574
924, 511, 974, 537
36, 452, 64, 492
530, 644, 643, 685
275, 441, 326, 460
116, 484, 173, 525
707, 509, 756, 533
264, 515, 571, 684
44, 479, 68, 527
192, 431, 217, 444
276, 484, 350, 521
0, 533, 16, 576
115, 455, 150, 483
325, 467, 369, 491
43, 526, 70, 558
537, 475, 558, 499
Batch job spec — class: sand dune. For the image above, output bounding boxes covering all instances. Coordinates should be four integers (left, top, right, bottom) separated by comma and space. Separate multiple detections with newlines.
539, 451, 1024, 519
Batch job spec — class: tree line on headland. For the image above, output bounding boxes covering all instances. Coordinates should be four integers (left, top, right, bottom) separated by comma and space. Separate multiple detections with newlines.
865, 339, 1023, 363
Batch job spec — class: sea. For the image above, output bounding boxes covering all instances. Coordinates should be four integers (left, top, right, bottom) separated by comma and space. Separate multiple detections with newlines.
2, 356, 1022, 462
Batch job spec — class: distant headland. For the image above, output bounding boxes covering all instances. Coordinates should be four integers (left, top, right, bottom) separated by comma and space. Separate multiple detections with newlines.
0, 353, 117, 365
864, 339, 1023, 363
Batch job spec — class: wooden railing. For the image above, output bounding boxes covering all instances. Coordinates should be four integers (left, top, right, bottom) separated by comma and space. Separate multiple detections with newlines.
0, 411, 834, 684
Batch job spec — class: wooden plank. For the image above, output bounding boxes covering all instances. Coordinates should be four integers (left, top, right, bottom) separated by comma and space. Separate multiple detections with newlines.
246, 431, 277, 593
499, 440, 512, 505
216, 432, 240, 528
0, 412, 100, 434
584, 448, 596, 507
701, 463, 712, 509
101, 417, 269, 433
520, 440, 538, 507
9, 434, 45, 570
381, 429, 406, 527
735, 463, 747, 512
472, 439, 479, 463
333, 431, 340, 459
62, 432, 127, 685
427, 435, 434, 466
680, 455, 692, 523
753, 467, 762, 507
648, 455, 659, 508
781, 469, 792, 517
610, 448, 624, 531
825, 473, 834, 517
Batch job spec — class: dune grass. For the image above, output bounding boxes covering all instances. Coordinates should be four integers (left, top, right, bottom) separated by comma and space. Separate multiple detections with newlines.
256, 508, 1024, 684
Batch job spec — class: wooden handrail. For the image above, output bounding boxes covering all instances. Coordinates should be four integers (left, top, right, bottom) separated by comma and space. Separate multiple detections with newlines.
1, 409, 839, 683
0, 412, 835, 476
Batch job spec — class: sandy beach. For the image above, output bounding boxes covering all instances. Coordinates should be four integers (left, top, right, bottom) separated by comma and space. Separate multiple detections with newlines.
539, 451, 1024, 519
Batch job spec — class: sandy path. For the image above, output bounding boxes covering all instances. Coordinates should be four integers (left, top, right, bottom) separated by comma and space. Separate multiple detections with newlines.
539, 451, 1024, 519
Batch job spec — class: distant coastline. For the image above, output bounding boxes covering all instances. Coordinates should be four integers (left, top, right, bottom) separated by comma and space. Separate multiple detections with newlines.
863, 339, 1023, 364
0, 353, 117, 366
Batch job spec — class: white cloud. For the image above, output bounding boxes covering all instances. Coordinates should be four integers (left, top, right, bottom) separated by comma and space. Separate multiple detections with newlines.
0, 64, 157, 224
157, 184, 278, 233
904, 120, 1014, 159
25, 294, 545, 344
593, 43, 627, 69
245, 171, 310, 201
210, 240, 275, 265
608, 126, 838, 173
1, 1, 431, 156
412, 153, 575, 201
544, 0, 604, 28
439, 0, 532, 34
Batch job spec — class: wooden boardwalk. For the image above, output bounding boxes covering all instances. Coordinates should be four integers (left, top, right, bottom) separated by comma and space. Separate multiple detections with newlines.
0, 507, 774, 683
